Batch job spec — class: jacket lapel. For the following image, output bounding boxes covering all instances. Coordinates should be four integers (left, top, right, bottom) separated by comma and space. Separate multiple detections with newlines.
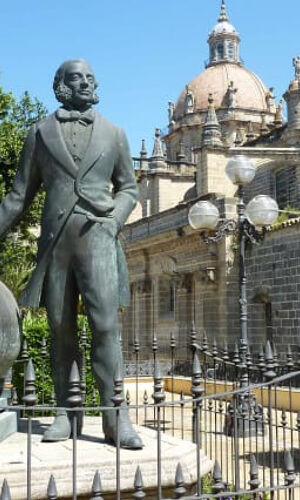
77, 112, 104, 180
38, 114, 78, 178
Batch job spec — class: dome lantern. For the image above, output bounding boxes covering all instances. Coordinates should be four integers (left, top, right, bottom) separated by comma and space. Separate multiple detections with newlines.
208, 0, 240, 67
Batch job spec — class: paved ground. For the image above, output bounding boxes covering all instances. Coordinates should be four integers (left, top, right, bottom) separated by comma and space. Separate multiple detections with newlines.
1, 380, 300, 499
125, 381, 300, 499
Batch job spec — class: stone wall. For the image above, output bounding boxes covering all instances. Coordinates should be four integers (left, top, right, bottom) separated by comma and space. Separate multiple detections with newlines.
246, 221, 300, 354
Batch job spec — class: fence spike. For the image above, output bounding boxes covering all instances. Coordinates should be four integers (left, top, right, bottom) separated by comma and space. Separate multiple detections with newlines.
202, 330, 209, 354
11, 388, 18, 406
223, 341, 229, 362
20, 338, 29, 361
281, 409, 287, 428
152, 360, 165, 405
47, 475, 57, 500
126, 389, 131, 406
111, 363, 124, 407
0, 479, 11, 500
49, 390, 56, 407
284, 451, 296, 487
91, 470, 103, 499
143, 390, 148, 405
233, 344, 240, 366
174, 463, 186, 498
286, 345, 294, 372
170, 331, 176, 350
212, 338, 218, 359
191, 352, 204, 399
264, 341, 276, 380
67, 361, 82, 408
152, 335, 158, 353
246, 346, 252, 369
258, 346, 266, 374
132, 466, 145, 499
212, 460, 224, 494
133, 336, 140, 354
22, 359, 37, 406
248, 454, 260, 490
40, 337, 47, 358
190, 322, 197, 353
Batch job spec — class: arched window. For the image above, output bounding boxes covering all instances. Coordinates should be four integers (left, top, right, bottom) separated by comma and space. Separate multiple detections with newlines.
228, 42, 235, 60
217, 43, 224, 60
159, 278, 175, 318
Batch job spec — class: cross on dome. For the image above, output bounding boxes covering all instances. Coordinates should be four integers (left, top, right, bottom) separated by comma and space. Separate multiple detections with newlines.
218, 0, 229, 22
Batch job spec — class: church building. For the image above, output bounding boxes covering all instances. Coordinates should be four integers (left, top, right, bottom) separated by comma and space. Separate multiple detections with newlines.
121, 1, 300, 371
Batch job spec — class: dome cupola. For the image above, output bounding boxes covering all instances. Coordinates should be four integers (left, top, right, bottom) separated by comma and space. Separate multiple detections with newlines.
208, 0, 240, 66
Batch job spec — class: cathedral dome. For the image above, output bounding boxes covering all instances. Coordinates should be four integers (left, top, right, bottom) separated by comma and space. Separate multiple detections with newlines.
174, 63, 271, 119
210, 20, 237, 35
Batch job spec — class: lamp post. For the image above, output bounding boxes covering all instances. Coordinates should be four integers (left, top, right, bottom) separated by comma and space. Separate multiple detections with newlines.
188, 155, 279, 436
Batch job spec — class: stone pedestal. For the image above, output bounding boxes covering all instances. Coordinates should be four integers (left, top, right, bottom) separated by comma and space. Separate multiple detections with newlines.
0, 416, 213, 499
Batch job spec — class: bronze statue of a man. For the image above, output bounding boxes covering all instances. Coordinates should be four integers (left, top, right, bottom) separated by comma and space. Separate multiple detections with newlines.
0, 59, 142, 448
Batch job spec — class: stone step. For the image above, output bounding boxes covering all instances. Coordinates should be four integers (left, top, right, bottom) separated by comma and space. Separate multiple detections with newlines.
0, 396, 7, 409
0, 416, 213, 499
0, 410, 17, 442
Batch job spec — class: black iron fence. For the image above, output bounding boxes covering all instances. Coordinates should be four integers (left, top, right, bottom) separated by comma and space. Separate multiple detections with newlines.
1, 325, 300, 499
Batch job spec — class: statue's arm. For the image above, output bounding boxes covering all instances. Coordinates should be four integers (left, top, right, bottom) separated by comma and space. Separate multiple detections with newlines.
0, 124, 41, 238
110, 128, 138, 230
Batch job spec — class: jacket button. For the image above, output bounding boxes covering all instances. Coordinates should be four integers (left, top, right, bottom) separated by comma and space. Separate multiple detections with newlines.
48, 233, 54, 240
58, 209, 65, 217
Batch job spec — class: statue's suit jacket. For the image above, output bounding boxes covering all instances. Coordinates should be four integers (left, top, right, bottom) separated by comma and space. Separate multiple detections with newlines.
0, 111, 138, 308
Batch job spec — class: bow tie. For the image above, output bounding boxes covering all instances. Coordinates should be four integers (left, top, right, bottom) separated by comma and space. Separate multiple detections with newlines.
56, 108, 95, 124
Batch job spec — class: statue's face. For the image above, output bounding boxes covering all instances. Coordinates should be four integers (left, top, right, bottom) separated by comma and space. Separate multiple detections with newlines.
64, 60, 96, 109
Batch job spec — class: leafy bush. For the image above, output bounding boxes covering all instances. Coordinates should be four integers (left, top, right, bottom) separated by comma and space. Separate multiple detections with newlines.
12, 312, 98, 408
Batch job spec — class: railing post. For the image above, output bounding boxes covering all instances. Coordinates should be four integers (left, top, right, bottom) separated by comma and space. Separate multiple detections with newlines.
152, 360, 165, 500
80, 321, 88, 405
40, 337, 47, 410
192, 352, 204, 497
133, 336, 140, 424
23, 359, 37, 500
170, 331, 176, 436
111, 363, 124, 500
67, 361, 83, 500
143, 390, 148, 426
264, 341, 276, 500
284, 451, 296, 500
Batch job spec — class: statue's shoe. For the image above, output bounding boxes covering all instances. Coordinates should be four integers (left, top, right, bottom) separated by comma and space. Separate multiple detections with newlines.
42, 411, 83, 442
42, 413, 71, 442
103, 410, 143, 449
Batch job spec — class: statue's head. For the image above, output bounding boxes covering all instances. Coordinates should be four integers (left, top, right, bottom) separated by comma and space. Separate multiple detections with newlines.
53, 59, 99, 109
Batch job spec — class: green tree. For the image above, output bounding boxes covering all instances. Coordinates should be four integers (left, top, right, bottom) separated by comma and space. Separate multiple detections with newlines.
0, 85, 47, 298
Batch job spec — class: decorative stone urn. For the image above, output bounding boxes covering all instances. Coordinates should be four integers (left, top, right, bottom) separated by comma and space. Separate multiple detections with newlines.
0, 281, 21, 395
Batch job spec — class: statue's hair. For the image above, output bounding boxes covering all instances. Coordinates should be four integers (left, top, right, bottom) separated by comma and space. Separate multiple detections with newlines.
53, 59, 99, 105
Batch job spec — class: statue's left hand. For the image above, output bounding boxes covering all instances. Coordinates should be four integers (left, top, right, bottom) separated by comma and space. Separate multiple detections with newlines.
86, 214, 120, 238
101, 217, 119, 239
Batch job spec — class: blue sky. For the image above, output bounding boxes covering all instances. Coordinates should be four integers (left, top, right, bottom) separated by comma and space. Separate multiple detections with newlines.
1, 0, 299, 156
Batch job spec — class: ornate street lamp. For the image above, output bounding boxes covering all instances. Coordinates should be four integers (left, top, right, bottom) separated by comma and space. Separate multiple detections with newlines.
188, 155, 279, 436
